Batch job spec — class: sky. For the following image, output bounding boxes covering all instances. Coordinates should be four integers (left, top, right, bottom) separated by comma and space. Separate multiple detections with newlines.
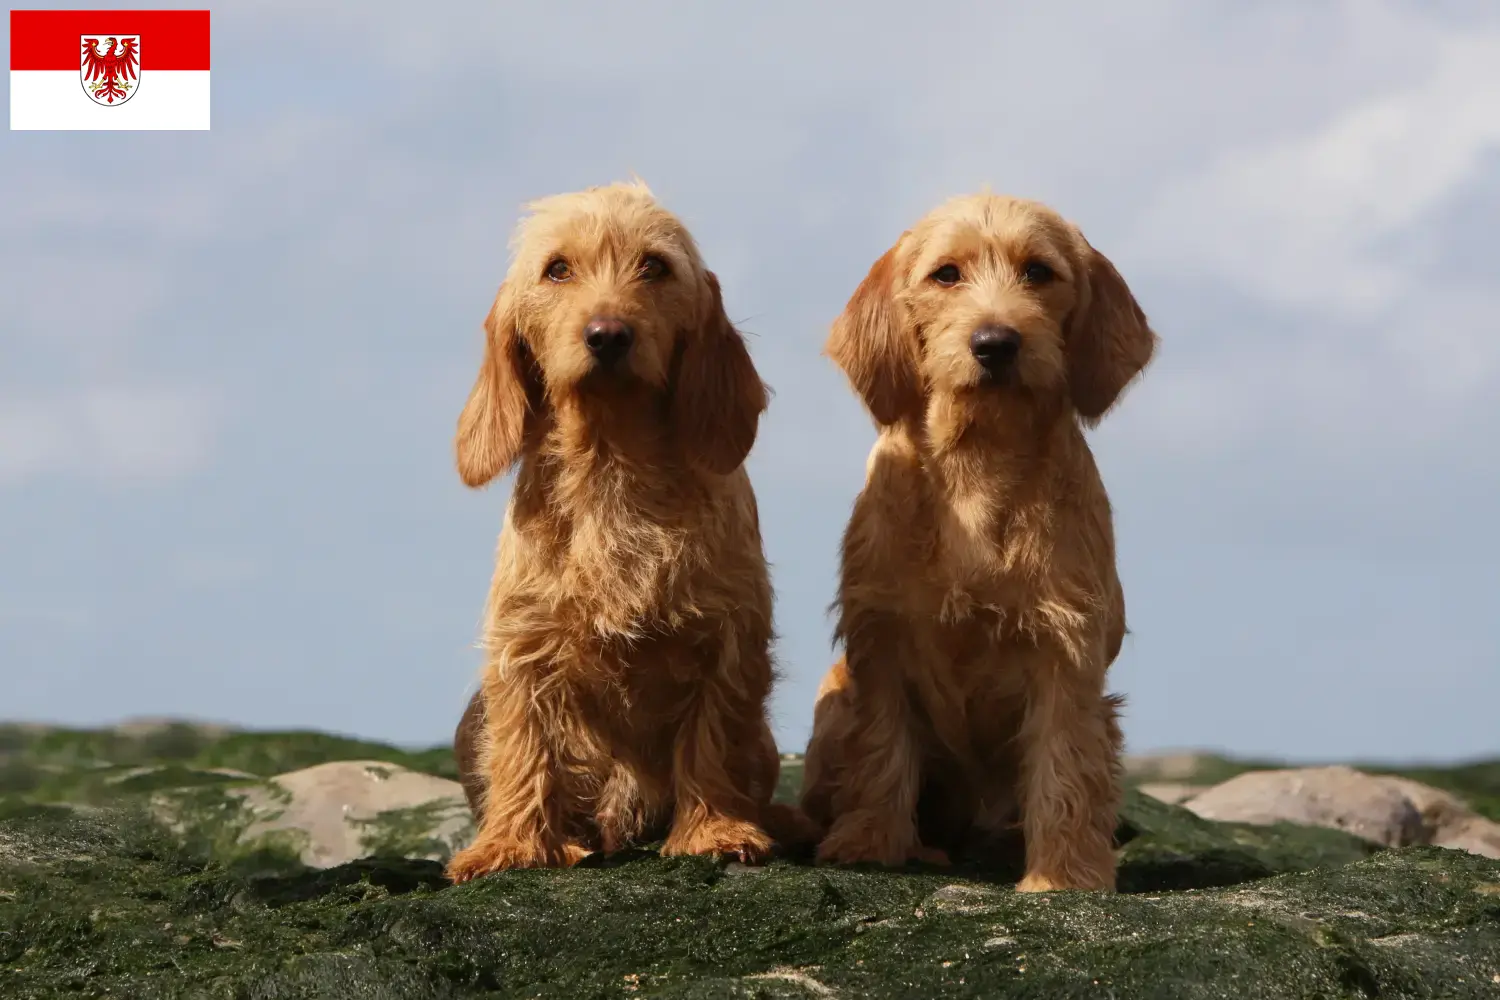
2, 0, 1497, 762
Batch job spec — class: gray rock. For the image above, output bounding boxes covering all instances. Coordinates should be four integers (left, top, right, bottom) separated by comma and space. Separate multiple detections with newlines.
1432, 815, 1500, 859
1370, 776, 1473, 835
1180, 767, 1500, 859
1370, 775, 1500, 859
232, 760, 474, 869
1183, 766, 1425, 847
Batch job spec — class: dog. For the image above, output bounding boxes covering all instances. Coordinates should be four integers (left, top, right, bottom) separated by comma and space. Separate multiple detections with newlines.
800, 192, 1157, 892
444, 181, 810, 882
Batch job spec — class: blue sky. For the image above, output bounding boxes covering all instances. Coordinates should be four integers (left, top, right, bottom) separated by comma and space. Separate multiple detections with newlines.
3, 0, 1497, 761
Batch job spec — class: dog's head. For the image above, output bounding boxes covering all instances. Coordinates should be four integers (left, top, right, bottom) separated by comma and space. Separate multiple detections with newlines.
826, 193, 1157, 428
455, 181, 768, 486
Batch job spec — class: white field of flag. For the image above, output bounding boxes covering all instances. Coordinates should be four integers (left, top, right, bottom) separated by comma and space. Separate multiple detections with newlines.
10, 9, 211, 130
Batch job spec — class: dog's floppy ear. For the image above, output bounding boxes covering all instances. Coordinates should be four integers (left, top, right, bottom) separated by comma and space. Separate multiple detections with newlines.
454, 282, 543, 487
825, 241, 923, 426
671, 270, 769, 475
1066, 237, 1158, 423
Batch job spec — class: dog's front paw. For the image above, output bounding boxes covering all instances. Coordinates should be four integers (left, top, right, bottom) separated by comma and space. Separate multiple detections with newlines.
445, 835, 590, 883
815, 811, 948, 867
1015, 873, 1064, 893
662, 815, 774, 865
1016, 866, 1114, 893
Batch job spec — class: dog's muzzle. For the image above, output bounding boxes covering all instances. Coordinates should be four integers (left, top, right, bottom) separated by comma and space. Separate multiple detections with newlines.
970, 325, 1022, 374
583, 316, 634, 368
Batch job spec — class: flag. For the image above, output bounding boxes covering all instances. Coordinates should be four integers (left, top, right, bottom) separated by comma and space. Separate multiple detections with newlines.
10, 9, 210, 130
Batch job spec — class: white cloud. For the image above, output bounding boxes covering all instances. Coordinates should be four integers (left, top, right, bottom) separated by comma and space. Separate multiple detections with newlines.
1129, 25, 1500, 318
0, 385, 221, 486
1091, 8, 1500, 456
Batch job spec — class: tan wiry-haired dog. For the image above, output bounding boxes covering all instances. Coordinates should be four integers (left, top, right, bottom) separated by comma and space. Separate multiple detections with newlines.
444, 181, 806, 882
800, 192, 1157, 892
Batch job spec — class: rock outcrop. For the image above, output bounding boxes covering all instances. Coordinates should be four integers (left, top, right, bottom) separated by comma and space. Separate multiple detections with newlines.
231, 760, 474, 868
1182, 765, 1427, 847
1176, 765, 1500, 859
1, 798, 1497, 999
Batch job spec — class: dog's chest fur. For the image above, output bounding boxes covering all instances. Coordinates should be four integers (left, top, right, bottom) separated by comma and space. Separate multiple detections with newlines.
491, 431, 764, 685
928, 445, 1056, 640
919, 414, 1116, 682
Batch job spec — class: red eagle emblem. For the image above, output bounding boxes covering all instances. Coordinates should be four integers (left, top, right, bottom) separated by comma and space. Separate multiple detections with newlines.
80, 35, 140, 106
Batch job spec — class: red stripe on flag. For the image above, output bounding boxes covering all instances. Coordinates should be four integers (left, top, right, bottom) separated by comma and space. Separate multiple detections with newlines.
10, 9, 210, 71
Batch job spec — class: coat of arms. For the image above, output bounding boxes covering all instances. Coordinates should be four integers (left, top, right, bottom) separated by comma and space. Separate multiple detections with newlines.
81, 35, 140, 106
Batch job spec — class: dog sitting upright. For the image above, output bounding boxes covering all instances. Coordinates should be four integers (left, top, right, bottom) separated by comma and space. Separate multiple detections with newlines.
801, 192, 1158, 891
445, 181, 807, 881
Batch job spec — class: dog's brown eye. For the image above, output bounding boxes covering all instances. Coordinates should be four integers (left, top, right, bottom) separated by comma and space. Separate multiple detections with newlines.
1022, 260, 1054, 285
929, 264, 961, 286
545, 259, 571, 282
638, 255, 669, 281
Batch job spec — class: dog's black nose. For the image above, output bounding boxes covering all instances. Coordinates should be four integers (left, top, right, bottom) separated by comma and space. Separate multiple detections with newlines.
970, 326, 1022, 370
584, 317, 634, 365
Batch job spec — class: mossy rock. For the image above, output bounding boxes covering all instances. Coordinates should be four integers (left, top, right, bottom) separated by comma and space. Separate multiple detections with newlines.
4, 725, 1498, 997
4, 788, 1498, 998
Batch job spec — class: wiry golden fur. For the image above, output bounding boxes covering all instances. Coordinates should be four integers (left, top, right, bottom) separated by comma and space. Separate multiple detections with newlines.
444, 181, 811, 882
801, 193, 1157, 892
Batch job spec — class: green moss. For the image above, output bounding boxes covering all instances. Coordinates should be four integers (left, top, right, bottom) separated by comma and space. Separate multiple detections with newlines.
353, 799, 475, 862
4, 725, 1498, 998
1114, 788, 1378, 892
1, 801, 1497, 999
0, 723, 461, 792
0, 760, 44, 795
187, 732, 458, 781
773, 758, 803, 807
